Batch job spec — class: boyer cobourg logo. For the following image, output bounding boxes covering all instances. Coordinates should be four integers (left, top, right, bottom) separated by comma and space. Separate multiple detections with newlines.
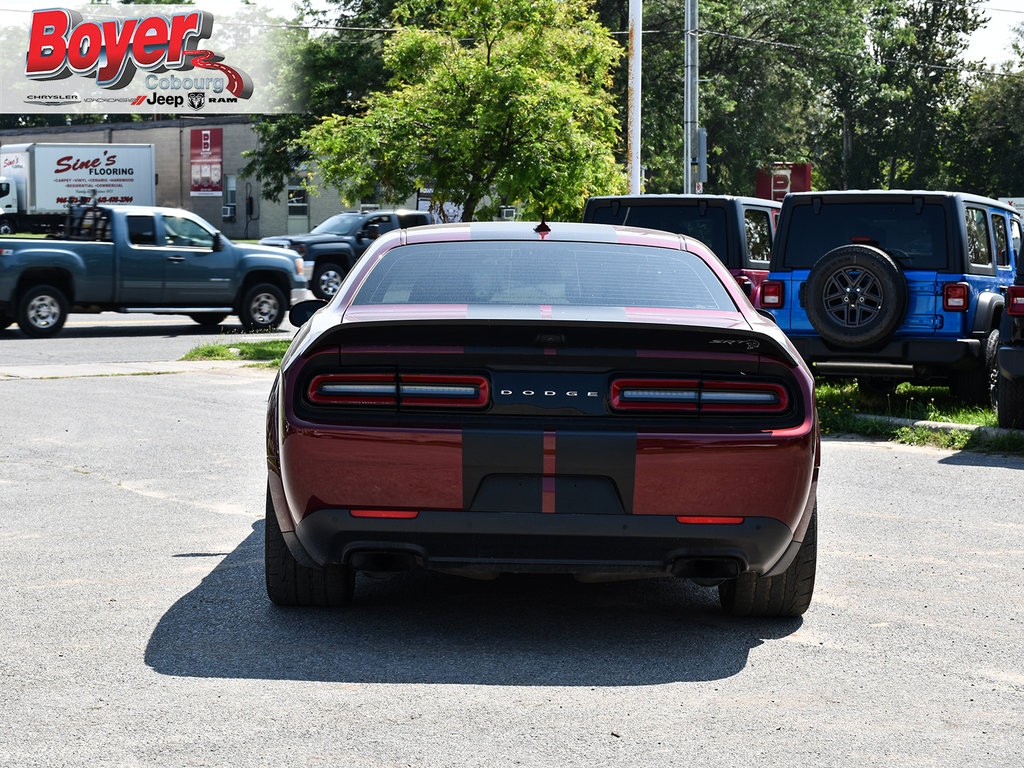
24, 8, 253, 106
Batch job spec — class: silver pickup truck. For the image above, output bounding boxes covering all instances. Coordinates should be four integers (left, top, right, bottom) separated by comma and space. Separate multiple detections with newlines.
0, 205, 307, 337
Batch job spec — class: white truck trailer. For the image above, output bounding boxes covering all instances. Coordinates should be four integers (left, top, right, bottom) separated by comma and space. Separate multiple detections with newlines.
0, 143, 156, 234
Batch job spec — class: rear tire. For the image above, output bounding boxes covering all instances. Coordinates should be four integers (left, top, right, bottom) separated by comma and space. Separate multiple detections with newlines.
719, 506, 817, 618
239, 282, 286, 332
264, 484, 354, 607
17, 284, 68, 337
804, 245, 908, 348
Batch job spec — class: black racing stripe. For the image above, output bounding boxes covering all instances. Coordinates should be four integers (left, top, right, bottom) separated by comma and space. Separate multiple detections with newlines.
555, 431, 637, 514
463, 429, 543, 512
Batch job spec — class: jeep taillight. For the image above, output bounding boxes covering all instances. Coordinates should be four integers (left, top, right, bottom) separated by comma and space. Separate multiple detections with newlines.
1008, 285, 1024, 316
761, 281, 784, 308
943, 282, 970, 312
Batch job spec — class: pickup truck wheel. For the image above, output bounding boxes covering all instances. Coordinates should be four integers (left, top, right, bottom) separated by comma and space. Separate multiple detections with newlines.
265, 484, 354, 607
805, 245, 908, 348
718, 506, 817, 618
17, 284, 68, 338
949, 329, 998, 406
0, 219, 13, 235
312, 262, 346, 300
189, 313, 227, 328
239, 283, 286, 331
997, 370, 1024, 429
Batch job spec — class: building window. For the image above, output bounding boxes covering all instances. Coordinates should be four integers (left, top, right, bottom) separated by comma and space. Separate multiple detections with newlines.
287, 178, 308, 217
224, 175, 237, 205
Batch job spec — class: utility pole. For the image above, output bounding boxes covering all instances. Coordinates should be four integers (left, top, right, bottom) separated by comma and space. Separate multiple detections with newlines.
627, 0, 642, 194
684, 0, 699, 193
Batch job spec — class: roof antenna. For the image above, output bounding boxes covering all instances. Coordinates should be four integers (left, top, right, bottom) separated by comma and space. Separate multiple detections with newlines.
534, 215, 551, 234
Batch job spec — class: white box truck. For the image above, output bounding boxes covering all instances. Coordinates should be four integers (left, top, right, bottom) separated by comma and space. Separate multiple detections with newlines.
0, 143, 156, 234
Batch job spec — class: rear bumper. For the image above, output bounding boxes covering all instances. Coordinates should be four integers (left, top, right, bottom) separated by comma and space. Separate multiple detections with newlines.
998, 346, 1024, 379
283, 507, 806, 579
790, 336, 981, 373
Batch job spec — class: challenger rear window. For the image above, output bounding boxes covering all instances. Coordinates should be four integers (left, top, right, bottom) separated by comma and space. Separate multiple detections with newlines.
352, 241, 737, 311
589, 204, 728, 259
784, 201, 949, 270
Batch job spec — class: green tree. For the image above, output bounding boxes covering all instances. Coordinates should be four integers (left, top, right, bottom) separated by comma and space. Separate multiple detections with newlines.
834, 0, 986, 190
242, 0, 411, 201
954, 26, 1024, 197
300, 0, 625, 220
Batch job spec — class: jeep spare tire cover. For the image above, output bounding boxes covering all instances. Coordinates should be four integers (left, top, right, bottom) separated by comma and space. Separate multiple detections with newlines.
804, 244, 908, 348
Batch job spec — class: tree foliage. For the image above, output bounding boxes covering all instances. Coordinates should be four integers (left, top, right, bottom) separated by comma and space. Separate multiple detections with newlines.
300, 0, 625, 221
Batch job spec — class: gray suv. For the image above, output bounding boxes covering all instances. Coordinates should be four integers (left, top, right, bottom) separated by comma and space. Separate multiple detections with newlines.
260, 210, 433, 299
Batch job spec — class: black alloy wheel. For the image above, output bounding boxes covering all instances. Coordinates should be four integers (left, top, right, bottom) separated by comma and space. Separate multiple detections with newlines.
805, 245, 908, 348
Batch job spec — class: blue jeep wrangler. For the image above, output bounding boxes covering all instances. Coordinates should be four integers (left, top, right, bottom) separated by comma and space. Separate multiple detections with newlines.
762, 190, 1022, 402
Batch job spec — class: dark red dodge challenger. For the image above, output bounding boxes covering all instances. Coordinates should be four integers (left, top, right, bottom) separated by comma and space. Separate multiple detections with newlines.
266, 221, 820, 617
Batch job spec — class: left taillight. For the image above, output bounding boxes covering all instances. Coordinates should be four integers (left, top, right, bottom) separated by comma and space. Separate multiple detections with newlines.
943, 282, 970, 312
308, 373, 397, 405
611, 378, 789, 414
399, 374, 489, 407
308, 372, 490, 409
761, 280, 784, 308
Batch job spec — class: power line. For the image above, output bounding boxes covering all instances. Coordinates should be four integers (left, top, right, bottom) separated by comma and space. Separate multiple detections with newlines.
699, 28, 1024, 82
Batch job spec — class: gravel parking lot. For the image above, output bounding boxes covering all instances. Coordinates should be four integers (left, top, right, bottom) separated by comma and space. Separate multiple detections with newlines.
1, 337, 1022, 767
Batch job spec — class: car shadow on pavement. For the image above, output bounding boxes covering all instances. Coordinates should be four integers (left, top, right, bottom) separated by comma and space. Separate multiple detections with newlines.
145, 522, 803, 685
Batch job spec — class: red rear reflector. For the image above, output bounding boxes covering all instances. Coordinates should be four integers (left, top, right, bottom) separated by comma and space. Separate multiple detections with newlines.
943, 282, 970, 312
761, 281, 784, 308
676, 516, 744, 525
1008, 285, 1024, 316
350, 509, 419, 519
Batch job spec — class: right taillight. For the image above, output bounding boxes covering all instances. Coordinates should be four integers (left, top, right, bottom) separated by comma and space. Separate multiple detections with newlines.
1008, 285, 1024, 316
943, 282, 970, 312
761, 280, 784, 308
610, 378, 788, 414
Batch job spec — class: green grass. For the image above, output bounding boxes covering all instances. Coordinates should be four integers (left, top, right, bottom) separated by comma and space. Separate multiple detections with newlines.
181, 339, 290, 367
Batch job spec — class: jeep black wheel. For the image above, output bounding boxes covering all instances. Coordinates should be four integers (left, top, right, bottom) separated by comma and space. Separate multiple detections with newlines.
265, 484, 355, 607
17, 284, 68, 338
312, 262, 346, 300
189, 313, 227, 328
805, 245, 908, 348
949, 329, 998, 407
719, 506, 817, 618
239, 282, 286, 331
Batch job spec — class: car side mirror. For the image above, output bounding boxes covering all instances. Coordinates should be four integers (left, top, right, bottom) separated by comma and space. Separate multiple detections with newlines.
362, 223, 380, 240
289, 299, 327, 328
213, 232, 225, 251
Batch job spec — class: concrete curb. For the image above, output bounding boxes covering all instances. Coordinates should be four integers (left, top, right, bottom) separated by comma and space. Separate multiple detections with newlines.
853, 413, 1020, 444
0, 360, 261, 380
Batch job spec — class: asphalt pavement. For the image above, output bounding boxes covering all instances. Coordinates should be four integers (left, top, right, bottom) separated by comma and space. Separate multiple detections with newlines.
1, 319, 1023, 767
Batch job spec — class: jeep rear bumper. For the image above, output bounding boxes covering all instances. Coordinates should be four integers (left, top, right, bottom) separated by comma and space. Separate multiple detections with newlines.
789, 336, 982, 375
